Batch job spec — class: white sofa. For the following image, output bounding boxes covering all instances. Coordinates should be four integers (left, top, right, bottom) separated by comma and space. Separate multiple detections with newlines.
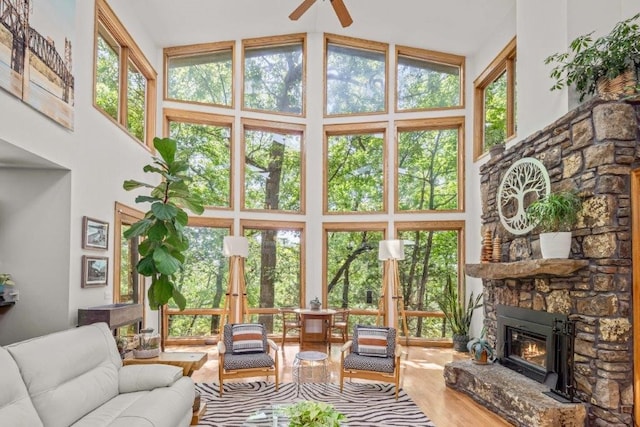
0, 322, 195, 427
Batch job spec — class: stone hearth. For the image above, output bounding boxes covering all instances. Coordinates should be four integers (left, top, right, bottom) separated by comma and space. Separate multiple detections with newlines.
444, 360, 586, 427
446, 96, 640, 427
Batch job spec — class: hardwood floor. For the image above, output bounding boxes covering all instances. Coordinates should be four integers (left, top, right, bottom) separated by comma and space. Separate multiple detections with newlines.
168, 343, 513, 427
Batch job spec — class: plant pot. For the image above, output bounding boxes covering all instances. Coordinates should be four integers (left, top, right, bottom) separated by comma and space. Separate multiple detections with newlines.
452, 334, 469, 352
472, 348, 489, 363
597, 69, 637, 96
539, 232, 572, 259
133, 348, 160, 359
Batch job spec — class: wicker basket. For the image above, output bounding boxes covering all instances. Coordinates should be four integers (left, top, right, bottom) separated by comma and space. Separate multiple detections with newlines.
596, 69, 637, 96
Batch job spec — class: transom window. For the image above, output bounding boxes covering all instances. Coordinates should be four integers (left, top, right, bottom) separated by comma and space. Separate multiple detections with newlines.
165, 109, 233, 209
325, 34, 388, 116
396, 46, 464, 111
324, 123, 387, 214
241, 119, 305, 213
474, 37, 517, 160
94, 0, 156, 148
396, 117, 464, 212
164, 41, 234, 107
243, 34, 306, 116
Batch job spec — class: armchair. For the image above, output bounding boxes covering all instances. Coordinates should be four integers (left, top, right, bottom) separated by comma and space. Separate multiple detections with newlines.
328, 308, 350, 345
279, 307, 302, 344
217, 323, 279, 396
339, 325, 402, 400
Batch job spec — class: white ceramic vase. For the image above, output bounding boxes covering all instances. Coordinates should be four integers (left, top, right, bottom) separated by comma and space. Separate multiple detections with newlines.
539, 232, 572, 259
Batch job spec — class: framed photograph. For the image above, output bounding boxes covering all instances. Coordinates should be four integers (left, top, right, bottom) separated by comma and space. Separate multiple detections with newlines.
82, 216, 109, 250
82, 256, 108, 288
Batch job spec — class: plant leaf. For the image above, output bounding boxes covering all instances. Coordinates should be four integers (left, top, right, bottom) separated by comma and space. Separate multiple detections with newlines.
153, 246, 181, 275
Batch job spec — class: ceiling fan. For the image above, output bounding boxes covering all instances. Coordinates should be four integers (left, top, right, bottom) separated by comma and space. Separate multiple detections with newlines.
289, 0, 353, 28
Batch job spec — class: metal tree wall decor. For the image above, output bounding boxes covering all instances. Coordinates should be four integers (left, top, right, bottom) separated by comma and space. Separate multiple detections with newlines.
497, 157, 550, 235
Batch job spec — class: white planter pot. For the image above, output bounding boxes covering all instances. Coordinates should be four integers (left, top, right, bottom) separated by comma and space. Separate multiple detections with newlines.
539, 232, 572, 259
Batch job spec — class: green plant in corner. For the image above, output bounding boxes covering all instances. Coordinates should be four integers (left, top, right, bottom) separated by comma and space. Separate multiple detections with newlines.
123, 137, 204, 310
285, 401, 345, 427
437, 278, 482, 352
545, 13, 640, 101
526, 191, 582, 233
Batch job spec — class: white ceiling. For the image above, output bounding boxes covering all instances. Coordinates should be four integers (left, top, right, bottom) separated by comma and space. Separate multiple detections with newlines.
112, 0, 515, 55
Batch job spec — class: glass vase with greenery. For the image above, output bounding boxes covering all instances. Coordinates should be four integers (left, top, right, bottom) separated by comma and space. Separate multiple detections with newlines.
545, 13, 640, 101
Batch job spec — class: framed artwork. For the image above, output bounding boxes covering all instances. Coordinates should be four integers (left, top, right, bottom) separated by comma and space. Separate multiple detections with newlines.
83, 216, 109, 250
82, 256, 108, 288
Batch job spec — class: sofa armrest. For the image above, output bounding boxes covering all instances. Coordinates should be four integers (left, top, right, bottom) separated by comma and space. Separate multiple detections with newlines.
119, 364, 183, 393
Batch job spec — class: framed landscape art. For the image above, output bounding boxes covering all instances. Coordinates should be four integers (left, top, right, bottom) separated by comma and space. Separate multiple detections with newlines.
82, 216, 108, 250
82, 255, 108, 288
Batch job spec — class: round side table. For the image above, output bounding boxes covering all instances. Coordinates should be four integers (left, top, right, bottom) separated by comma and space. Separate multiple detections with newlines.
292, 350, 329, 395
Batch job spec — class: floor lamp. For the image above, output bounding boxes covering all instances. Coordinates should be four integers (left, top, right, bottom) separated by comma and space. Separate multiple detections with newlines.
376, 239, 409, 344
219, 236, 250, 338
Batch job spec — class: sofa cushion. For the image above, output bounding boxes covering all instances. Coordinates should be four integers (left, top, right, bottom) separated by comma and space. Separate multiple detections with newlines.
6, 322, 122, 427
0, 347, 43, 427
118, 364, 183, 394
71, 377, 194, 427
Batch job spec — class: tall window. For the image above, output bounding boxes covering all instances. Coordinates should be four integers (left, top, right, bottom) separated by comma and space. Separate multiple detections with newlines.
474, 37, 516, 160
164, 42, 234, 107
241, 119, 305, 213
113, 203, 145, 338
242, 221, 304, 332
324, 123, 387, 214
243, 34, 306, 116
94, 0, 156, 147
165, 109, 233, 209
325, 34, 388, 116
324, 223, 387, 327
396, 222, 464, 340
396, 117, 464, 212
396, 46, 464, 111
165, 218, 232, 344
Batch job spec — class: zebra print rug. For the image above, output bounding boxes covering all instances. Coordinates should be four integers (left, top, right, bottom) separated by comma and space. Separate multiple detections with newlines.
195, 381, 435, 426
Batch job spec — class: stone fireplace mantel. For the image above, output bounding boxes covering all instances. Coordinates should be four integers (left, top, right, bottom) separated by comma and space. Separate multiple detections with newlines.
465, 259, 589, 280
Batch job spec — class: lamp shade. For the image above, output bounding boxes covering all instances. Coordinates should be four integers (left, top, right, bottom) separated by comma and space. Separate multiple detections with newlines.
378, 240, 405, 260
223, 236, 249, 257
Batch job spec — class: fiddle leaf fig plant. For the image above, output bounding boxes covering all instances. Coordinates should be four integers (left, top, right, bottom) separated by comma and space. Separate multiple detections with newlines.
123, 137, 204, 310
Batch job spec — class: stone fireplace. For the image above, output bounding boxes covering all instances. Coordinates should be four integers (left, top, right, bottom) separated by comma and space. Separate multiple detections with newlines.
445, 96, 639, 427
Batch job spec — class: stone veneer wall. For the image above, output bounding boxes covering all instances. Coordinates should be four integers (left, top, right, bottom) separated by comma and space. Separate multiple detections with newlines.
479, 97, 639, 427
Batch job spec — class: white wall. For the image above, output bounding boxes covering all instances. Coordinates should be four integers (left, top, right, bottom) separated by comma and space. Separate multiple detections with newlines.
0, 1, 158, 344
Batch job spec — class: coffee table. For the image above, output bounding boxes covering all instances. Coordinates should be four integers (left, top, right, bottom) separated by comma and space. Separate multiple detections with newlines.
243, 404, 289, 426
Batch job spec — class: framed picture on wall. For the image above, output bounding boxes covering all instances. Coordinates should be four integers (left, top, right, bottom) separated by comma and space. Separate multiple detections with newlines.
82, 216, 108, 250
82, 256, 108, 288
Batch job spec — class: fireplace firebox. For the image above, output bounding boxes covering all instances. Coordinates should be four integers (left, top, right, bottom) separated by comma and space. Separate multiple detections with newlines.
496, 305, 575, 402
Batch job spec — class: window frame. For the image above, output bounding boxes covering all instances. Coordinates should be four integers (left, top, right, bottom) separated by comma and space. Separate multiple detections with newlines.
163, 41, 235, 109
164, 216, 233, 345
241, 33, 307, 117
324, 33, 389, 118
163, 108, 235, 211
394, 220, 466, 345
394, 116, 465, 213
473, 37, 516, 161
93, 0, 157, 149
323, 122, 388, 215
395, 45, 465, 112
240, 118, 306, 214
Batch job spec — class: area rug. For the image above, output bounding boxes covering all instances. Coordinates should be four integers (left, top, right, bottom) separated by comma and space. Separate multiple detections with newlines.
195, 381, 435, 426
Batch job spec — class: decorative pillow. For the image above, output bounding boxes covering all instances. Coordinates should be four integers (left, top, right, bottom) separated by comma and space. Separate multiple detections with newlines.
231, 324, 265, 354
355, 326, 390, 358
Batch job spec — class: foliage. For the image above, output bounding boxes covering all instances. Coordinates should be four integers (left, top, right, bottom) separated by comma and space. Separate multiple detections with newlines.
484, 73, 507, 148
545, 13, 640, 101
0, 273, 15, 286
285, 401, 345, 427
526, 191, 582, 233
123, 137, 204, 310
437, 280, 482, 337
467, 328, 494, 361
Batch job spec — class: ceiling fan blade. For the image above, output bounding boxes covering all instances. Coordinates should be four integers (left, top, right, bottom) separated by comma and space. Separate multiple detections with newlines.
289, 0, 317, 21
330, 0, 353, 27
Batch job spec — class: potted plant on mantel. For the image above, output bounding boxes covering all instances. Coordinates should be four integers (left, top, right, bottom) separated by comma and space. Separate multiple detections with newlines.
437, 279, 483, 352
526, 190, 582, 259
545, 12, 640, 101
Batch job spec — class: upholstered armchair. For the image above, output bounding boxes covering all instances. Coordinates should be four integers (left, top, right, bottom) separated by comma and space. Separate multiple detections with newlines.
217, 323, 279, 396
339, 325, 402, 400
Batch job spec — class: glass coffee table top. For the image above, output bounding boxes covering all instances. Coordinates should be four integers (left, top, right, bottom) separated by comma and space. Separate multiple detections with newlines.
243, 404, 289, 426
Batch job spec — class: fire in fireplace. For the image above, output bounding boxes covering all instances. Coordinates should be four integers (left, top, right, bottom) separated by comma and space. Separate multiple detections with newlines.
496, 305, 575, 402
